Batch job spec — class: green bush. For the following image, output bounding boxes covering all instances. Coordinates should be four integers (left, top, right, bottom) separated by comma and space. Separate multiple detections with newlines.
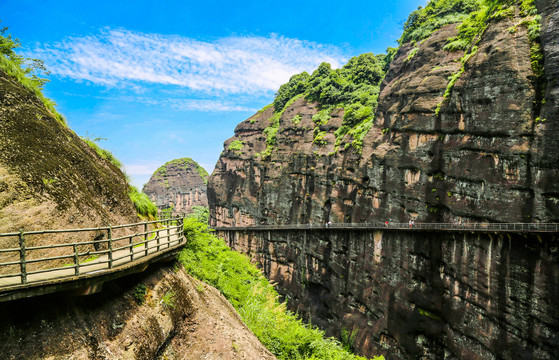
178, 218, 383, 360
0, 23, 65, 125
129, 186, 157, 219
133, 284, 148, 304
228, 140, 245, 152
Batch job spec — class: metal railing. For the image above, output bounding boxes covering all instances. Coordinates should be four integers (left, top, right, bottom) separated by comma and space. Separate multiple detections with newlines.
213, 221, 559, 233
0, 217, 185, 288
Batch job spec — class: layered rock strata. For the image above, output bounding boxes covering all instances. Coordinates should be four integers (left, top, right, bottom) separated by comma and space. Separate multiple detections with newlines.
209, 2, 559, 359
209, 5, 559, 227
218, 229, 559, 359
143, 158, 208, 214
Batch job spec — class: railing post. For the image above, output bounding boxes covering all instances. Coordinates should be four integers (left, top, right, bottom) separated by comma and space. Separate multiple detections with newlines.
108, 226, 114, 268
19, 230, 27, 285
129, 235, 134, 262
167, 219, 171, 248
144, 221, 149, 256
156, 228, 161, 252
73, 244, 79, 275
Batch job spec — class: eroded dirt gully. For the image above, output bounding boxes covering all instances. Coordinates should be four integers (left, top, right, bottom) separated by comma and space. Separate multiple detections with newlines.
0, 262, 275, 360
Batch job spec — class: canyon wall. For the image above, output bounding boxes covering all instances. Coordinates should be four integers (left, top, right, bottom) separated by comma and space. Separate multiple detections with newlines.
218, 229, 558, 359
209, 2, 559, 227
209, 1, 559, 359
143, 158, 208, 214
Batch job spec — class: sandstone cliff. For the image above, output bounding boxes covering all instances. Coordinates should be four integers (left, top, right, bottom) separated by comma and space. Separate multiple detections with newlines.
209, 0, 558, 227
0, 68, 138, 232
209, 1, 559, 359
143, 158, 208, 215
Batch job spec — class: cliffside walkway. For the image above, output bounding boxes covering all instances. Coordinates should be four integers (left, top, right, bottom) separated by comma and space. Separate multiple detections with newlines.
213, 222, 559, 233
0, 218, 186, 302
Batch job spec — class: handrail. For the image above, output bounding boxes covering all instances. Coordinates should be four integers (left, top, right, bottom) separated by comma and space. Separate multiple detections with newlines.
212, 221, 559, 233
0, 217, 186, 289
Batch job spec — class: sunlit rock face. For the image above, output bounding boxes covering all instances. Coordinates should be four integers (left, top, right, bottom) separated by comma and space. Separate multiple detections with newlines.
143, 158, 208, 214
209, 2, 559, 359
209, 11, 558, 228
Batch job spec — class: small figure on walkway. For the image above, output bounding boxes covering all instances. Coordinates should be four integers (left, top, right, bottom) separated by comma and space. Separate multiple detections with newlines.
385, 220, 389, 227
409, 220, 413, 228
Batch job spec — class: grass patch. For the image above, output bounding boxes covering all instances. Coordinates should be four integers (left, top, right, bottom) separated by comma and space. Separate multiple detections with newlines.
129, 186, 158, 219
178, 217, 383, 360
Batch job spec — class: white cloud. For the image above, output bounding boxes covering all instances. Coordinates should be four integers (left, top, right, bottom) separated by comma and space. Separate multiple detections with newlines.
31, 29, 347, 95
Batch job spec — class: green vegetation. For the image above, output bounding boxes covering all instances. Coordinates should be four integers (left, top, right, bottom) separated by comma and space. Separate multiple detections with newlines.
190, 205, 209, 223
0, 22, 65, 125
179, 217, 382, 360
133, 284, 148, 304
129, 186, 158, 219
291, 114, 303, 125
160, 290, 175, 309
228, 140, 245, 152
81, 136, 123, 169
425, 0, 543, 113
264, 53, 388, 155
398, 0, 482, 45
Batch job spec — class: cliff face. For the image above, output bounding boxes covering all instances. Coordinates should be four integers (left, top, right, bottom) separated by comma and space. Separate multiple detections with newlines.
209, 1, 559, 359
209, 3, 559, 227
0, 264, 276, 360
220, 229, 558, 360
143, 158, 208, 214
0, 69, 137, 233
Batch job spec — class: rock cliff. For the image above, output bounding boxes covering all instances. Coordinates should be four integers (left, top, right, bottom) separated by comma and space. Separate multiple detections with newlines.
209, 1, 559, 227
143, 158, 208, 214
0, 68, 138, 232
209, 0, 559, 359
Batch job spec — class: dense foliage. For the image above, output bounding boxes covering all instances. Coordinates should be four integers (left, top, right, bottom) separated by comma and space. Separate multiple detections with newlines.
266, 53, 390, 154
0, 22, 64, 124
179, 218, 383, 360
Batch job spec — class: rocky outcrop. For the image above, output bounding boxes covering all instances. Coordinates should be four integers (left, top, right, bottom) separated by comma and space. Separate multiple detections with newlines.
0, 263, 276, 360
209, 6, 559, 227
143, 158, 208, 214
209, 2, 559, 359
0, 69, 137, 233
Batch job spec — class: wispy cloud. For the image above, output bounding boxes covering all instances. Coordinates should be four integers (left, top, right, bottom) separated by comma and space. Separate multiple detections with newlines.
32, 28, 347, 96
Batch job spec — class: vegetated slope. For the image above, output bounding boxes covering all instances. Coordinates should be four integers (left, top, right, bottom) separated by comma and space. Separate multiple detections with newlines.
0, 263, 276, 360
0, 67, 138, 232
209, 0, 558, 227
143, 158, 209, 214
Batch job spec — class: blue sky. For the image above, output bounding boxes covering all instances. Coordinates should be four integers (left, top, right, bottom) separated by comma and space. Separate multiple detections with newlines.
1, 0, 426, 188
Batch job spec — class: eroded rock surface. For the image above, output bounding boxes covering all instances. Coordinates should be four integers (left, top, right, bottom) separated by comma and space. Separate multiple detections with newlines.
0, 69, 138, 233
209, 3, 559, 359
143, 158, 208, 214
0, 263, 276, 360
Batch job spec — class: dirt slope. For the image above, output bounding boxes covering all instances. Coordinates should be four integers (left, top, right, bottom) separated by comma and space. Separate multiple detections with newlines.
0, 263, 276, 360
